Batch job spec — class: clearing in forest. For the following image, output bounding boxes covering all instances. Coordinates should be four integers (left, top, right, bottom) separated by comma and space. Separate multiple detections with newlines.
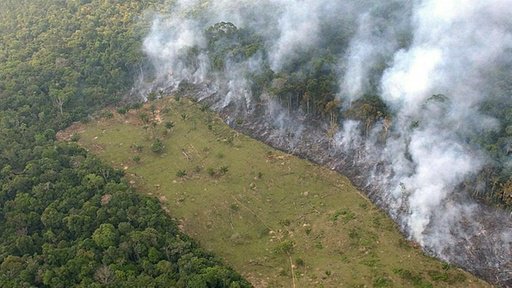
60, 96, 490, 288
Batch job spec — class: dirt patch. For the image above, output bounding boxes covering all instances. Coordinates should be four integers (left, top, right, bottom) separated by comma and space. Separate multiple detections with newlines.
244, 273, 269, 288
154, 109, 163, 123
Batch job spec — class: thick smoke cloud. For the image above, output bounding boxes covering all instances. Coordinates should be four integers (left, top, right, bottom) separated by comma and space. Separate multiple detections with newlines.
140, 0, 512, 284
377, 0, 510, 246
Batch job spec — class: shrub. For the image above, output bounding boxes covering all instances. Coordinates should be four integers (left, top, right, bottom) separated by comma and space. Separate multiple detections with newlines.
274, 240, 294, 255
116, 107, 127, 115
164, 121, 175, 130
151, 139, 165, 154
132, 144, 143, 153
147, 92, 157, 101
219, 166, 229, 175
70, 133, 81, 142
200, 103, 209, 112
139, 113, 150, 124
130, 102, 143, 110
102, 110, 114, 119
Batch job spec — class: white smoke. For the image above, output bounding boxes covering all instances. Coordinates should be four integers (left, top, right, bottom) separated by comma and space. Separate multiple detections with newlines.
140, 0, 512, 283
377, 0, 510, 246
267, 2, 322, 70
341, 0, 413, 101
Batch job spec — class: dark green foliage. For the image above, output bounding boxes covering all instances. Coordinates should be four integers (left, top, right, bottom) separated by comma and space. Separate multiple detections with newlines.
219, 165, 229, 175
0, 0, 151, 128
428, 269, 466, 285
0, 1, 250, 287
164, 121, 175, 130
176, 170, 187, 178
373, 276, 393, 288
393, 268, 433, 288
151, 139, 165, 154
273, 240, 294, 255
102, 110, 114, 119
140, 112, 150, 124
70, 133, 81, 142
0, 146, 250, 287
117, 107, 128, 115
294, 258, 304, 267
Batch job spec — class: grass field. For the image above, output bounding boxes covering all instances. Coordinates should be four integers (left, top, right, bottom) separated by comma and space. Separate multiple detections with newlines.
60, 96, 490, 287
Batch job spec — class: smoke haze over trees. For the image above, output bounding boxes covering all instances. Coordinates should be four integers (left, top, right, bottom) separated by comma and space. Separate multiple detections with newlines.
141, 0, 512, 284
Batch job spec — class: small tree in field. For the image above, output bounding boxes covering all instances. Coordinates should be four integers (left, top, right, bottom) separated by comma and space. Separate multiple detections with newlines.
151, 139, 165, 154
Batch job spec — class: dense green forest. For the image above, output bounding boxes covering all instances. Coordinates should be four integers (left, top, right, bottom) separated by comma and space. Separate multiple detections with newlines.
0, 0, 249, 287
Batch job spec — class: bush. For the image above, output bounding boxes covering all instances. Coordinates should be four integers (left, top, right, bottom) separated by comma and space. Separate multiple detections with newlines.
130, 102, 143, 110
274, 240, 294, 255
151, 139, 165, 154
176, 170, 187, 177
164, 121, 175, 130
102, 110, 114, 119
219, 166, 229, 175
139, 113, 150, 124
116, 107, 127, 115
200, 104, 209, 112
132, 144, 143, 153
70, 133, 81, 142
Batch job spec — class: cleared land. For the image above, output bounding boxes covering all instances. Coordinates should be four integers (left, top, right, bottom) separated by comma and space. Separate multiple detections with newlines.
60, 96, 490, 288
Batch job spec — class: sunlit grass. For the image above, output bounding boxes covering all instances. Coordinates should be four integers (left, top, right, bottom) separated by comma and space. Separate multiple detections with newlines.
65, 97, 489, 288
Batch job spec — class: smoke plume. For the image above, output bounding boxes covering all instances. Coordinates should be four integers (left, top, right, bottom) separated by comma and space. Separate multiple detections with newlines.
140, 0, 512, 285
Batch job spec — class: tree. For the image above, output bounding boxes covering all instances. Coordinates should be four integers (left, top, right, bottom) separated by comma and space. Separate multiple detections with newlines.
92, 224, 117, 249
82, 173, 105, 192
0, 255, 24, 279
41, 207, 62, 229
49, 85, 75, 116
94, 265, 115, 285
